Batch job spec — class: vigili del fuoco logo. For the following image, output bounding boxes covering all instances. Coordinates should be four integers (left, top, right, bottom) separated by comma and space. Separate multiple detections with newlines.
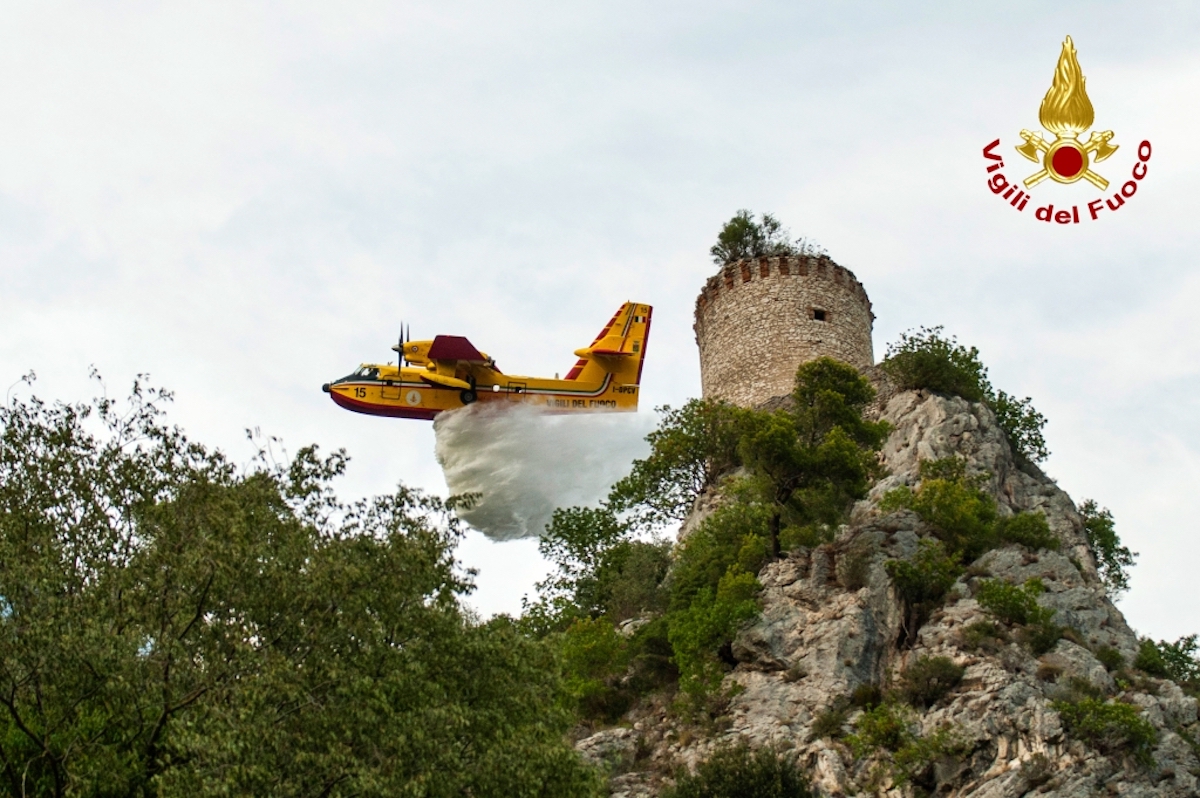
982, 36, 1151, 224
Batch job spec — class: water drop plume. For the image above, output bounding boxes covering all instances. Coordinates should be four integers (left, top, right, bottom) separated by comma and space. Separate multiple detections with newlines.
433, 404, 655, 541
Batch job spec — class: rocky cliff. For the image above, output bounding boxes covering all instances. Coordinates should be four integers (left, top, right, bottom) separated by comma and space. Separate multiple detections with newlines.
577, 389, 1200, 797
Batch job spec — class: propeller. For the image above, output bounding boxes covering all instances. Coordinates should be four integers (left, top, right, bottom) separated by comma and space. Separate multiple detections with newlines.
395, 324, 411, 368
392, 323, 408, 368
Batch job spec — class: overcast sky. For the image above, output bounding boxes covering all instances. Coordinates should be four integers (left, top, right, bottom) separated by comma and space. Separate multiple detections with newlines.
2, 2, 1197, 639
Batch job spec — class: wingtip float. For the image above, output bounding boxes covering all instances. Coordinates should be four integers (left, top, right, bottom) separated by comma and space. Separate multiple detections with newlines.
322, 302, 652, 420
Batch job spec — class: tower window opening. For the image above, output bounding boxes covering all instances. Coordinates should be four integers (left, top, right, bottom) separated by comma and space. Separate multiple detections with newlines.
812, 308, 828, 322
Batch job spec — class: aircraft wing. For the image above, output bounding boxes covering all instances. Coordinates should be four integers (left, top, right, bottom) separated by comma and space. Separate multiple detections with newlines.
427, 336, 488, 363
420, 372, 473, 390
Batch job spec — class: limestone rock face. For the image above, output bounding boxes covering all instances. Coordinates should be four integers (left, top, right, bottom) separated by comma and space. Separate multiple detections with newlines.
577, 727, 638, 777
583, 390, 1200, 797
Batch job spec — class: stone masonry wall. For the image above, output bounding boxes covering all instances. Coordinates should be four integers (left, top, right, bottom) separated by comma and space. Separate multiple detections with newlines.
694, 255, 874, 407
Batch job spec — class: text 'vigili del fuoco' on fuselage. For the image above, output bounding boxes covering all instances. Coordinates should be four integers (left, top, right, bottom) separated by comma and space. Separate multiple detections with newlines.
321, 302, 652, 420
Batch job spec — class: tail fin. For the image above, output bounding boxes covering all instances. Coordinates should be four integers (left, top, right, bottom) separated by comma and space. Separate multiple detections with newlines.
564, 302, 652, 385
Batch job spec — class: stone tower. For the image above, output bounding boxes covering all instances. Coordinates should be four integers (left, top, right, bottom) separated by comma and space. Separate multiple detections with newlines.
694, 254, 874, 407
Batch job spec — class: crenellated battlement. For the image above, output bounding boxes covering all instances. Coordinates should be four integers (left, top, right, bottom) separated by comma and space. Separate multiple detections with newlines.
694, 254, 875, 408
694, 255, 872, 316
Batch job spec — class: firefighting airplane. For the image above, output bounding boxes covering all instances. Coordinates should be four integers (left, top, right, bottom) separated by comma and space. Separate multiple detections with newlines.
322, 302, 652, 420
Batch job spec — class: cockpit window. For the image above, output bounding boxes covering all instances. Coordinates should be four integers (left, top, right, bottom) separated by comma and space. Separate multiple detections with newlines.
353, 366, 379, 379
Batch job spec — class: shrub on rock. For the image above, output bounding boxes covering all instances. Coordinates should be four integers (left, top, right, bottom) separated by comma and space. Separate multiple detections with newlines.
898, 656, 965, 709
975, 578, 1054, 627
994, 512, 1059, 551
664, 742, 813, 798
1052, 697, 1158, 767
881, 327, 989, 402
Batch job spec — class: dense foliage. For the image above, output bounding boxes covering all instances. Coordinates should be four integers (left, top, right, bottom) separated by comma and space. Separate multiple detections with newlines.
1134, 635, 1200, 696
881, 327, 990, 402
975, 578, 1063, 655
1052, 697, 1158, 766
668, 359, 886, 698
897, 656, 965, 709
1078, 500, 1137, 596
521, 507, 676, 720
608, 400, 743, 533
0, 381, 600, 797
880, 327, 1049, 464
529, 358, 887, 708
880, 458, 1065, 646
881, 457, 1058, 564
975, 578, 1054, 626
845, 702, 964, 786
663, 743, 813, 798
666, 500, 766, 698
525, 506, 671, 630
884, 539, 962, 646
709, 210, 824, 265
740, 358, 889, 557
988, 390, 1050, 465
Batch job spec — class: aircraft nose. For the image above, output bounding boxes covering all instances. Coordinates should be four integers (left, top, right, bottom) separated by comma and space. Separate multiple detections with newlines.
322, 383, 331, 393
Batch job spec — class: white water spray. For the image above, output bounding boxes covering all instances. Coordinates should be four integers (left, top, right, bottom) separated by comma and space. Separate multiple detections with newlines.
433, 404, 655, 540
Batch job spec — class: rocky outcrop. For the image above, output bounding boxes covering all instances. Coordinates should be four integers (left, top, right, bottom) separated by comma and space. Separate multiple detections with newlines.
581, 390, 1200, 797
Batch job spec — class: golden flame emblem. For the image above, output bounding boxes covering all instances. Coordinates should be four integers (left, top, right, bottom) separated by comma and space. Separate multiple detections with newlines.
1016, 36, 1117, 189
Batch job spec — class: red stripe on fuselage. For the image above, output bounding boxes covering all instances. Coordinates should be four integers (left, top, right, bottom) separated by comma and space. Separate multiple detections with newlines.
330, 392, 441, 420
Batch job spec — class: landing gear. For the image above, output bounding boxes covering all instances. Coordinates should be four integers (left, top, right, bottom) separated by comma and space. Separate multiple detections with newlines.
460, 374, 478, 405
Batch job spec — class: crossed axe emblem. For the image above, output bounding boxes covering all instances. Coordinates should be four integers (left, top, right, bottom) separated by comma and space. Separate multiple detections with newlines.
1016, 129, 1118, 190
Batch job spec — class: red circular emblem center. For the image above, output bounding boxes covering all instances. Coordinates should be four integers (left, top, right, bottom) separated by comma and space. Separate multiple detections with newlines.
1051, 144, 1084, 178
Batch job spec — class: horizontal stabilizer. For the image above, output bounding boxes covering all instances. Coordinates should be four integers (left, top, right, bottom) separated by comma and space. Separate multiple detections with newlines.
574, 347, 633, 358
427, 335, 487, 363
421, 373, 472, 390
565, 302, 651, 381
574, 333, 633, 359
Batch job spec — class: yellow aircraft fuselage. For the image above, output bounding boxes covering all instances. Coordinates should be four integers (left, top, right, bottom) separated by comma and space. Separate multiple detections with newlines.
322, 302, 652, 420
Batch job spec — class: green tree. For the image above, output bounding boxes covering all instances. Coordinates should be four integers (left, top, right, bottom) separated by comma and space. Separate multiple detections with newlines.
738, 358, 888, 557
522, 507, 676, 718
557, 617, 634, 722
881, 327, 990, 402
1157, 635, 1200, 685
1078, 500, 1136, 596
994, 511, 1059, 552
976, 578, 1055, 626
523, 506, 670, 634
0, 380, 600, 797
667, 569, 760, 698
897, 656, 965, 709
989, 390, 1049, 464
608, 400, 745, 533
709, 210, 822, 265
1134, 635, 1199, 695
530, 361, 887, 708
